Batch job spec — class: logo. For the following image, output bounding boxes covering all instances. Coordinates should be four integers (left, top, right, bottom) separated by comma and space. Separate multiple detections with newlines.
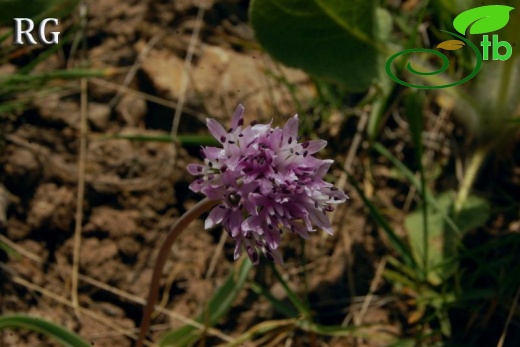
13, 18, 60, 45
386, 5, 515, 89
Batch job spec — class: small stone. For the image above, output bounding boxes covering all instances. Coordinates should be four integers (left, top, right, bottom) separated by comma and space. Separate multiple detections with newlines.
88, 102, 111, 130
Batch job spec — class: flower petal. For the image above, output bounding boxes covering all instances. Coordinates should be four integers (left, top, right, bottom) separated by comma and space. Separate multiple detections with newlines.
207, 118, 227, 142
187, 163, 204, 175
282, 115, 299, 145
205, 205, 227, 229
228, 210, 243, 237
231, 104, 245, 129
304, 140, 327, 154
264, 248, 284, 264
233, 238, 243, 260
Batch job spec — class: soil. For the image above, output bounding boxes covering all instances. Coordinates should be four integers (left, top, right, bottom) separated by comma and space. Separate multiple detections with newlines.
1, 0, 519, 347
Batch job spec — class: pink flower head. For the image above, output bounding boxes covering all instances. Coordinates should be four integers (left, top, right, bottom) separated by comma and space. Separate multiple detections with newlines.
188, 105, 348, 264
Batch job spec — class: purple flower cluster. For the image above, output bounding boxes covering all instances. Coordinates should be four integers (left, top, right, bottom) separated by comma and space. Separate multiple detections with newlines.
188, 105, 347, 264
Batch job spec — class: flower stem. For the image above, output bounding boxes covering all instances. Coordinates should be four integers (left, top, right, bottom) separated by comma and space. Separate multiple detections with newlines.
454, 145, 489, 214
135, 198, 219, 347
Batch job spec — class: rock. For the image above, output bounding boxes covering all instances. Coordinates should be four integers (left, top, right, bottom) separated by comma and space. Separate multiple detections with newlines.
2, 146, 42, 189
138, 42, 314, 123
27, 183, 74, 232
83, 207, 139, 238
88, 102, 111, 130
118, 236, 140, 264
34, 95, 80, 128
115, 94, 146, 126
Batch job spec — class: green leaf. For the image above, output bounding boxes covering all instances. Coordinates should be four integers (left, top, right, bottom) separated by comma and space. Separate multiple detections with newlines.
453, 5, 515, 35
405, 192, 490, 284
250, 0, 387, 90
0, 314, 91, 347
452, 194, 490, 233
158, 258, 253, 346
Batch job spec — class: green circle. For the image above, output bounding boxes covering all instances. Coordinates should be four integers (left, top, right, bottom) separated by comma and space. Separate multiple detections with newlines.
385, 30, 483, 89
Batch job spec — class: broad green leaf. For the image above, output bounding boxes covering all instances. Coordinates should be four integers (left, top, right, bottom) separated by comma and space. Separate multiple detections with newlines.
250, 0, 387, 90
158, 258, 253, 346
0, 314, 91, 347
405, 192, 490, 284
451, 194, 490, 234
453, 5, 515, 35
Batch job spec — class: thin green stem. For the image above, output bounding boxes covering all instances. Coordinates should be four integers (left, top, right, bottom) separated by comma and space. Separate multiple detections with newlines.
419, 161, 428, 281
135, 198, 219, 347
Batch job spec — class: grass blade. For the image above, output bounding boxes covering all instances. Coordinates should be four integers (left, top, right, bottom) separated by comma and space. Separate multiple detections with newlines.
372, 142, 461, 235
249, 282, 298, 317
100, 133, 219, 146
158, 258, 253, 346
268, 262, 312, 319
349, 176, 416, 269
404, 92, 428, 278
0, 314, 91, 347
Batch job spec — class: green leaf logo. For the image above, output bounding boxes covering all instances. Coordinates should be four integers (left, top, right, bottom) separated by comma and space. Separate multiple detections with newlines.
453, 5, 514, 35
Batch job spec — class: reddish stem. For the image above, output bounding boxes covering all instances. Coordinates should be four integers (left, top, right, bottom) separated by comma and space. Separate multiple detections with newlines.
135, 198, 219, 347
